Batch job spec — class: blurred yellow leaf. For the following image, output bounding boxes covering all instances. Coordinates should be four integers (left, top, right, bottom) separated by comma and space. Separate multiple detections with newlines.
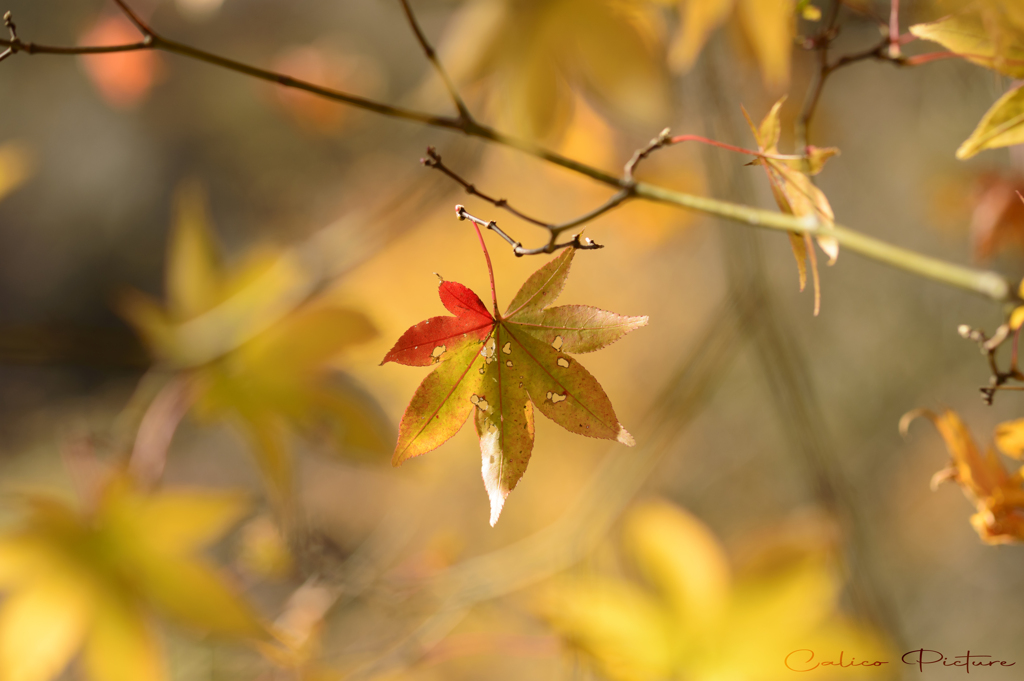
784, 145, 841, 176
801, 3, 822, 21
621, 500, 729, 626
236, 515, 293, 581
668, 0, 735, 73
996, 418, 1024, 458
538, 500, 888, 681
666, 0, 796, 89
0, 478, 265, 681
910, 1, 1024, 78
539, 576, 675, 681
956, 84, 1024, 159
903, 409, 1024, 544
120, 183, 391, 503
735, 0, 797, 89
434, 0, 670, 141
121, 183, 311, 368
745, 98, 839, 315
0, 141, 34, 204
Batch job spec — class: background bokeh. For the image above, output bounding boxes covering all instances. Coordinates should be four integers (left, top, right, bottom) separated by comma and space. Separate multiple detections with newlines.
0, 0, 1021, 679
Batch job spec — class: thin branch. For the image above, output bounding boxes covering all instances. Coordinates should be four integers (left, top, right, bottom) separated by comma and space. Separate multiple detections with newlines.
456, 205, 603, 257
0, 40, 152, 55
129, 376, 191, 488
549, 191, 629, 235
422, 148, 550, 229
426, 147, 629, 245
110, 0, 154, 38
797, 0, 842, 152
0, 0, 1015, 303
397, 0, 472, 123
624, 127, 672, 184
797, 1, 908, 152
958, 323, 1024, 405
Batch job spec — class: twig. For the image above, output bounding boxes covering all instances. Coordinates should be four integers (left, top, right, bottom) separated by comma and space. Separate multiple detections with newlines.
456, 205, 603, 257
624, 127, 673, 184
422, 148, 550, 229
129, 376, 191, 488
958, 323, 1024, 405
111, 0, 154, 38
397, 0, 473, 123
0, 0, 1015, 303
0, 10, 13, 61
797, 1, 908, 152
425, 147, 627, 251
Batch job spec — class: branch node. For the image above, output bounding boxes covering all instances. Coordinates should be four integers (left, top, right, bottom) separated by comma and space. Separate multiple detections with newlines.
4, 11, 16, 40
624, 127, 673, 186
960, 322, 1022, 405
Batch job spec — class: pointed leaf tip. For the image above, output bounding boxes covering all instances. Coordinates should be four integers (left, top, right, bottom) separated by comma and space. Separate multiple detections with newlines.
382, 280, 494, 366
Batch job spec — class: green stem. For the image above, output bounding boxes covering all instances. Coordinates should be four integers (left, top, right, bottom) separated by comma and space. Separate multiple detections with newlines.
633, 182, 1012, 302
0, 15, 1014, 304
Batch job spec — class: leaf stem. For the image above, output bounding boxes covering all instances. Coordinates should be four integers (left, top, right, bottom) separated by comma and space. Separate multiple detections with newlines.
459, 206, 499, 316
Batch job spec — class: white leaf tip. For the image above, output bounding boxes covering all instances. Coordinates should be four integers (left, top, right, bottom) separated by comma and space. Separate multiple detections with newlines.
617, 427, 636, 447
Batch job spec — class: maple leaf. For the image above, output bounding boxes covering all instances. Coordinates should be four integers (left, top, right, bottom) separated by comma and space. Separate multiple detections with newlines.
910, 3, 1024, 159
383, 246, 647, 525
0, 477, 266, 681
955, 83, 1024, 160
744, 97, 840, 316
909, 1, 1024, 79
902, 409, 1024, 545
120, 183, 391, 505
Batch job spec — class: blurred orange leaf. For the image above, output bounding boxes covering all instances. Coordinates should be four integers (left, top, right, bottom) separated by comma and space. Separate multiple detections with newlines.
995, 417, 1024, 458
78, 15, 162, 109
967, 173, 1024, 260
0, 141, 34, 205
903, 408, 1024, 544
271, 45, 384, 134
